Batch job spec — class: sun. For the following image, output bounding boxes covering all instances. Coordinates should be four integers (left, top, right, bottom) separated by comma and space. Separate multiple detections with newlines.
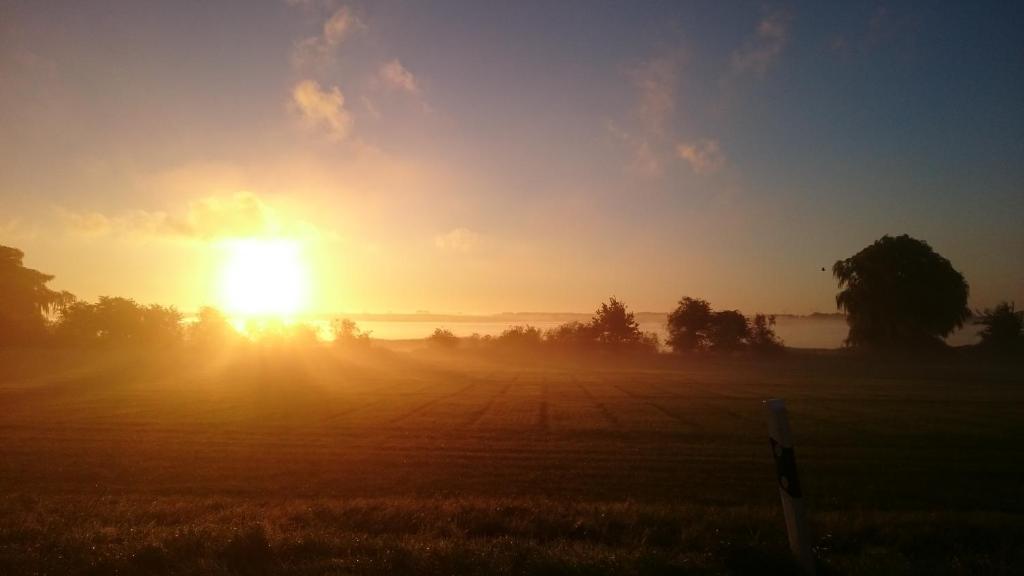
218, 237, 311, 319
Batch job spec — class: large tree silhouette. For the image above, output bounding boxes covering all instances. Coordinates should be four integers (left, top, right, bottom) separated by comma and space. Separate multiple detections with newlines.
0, 245, 66, 344
833, 235, 969, 349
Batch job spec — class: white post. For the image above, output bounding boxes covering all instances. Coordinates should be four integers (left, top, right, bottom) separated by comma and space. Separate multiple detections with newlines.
764, 398, 815, 575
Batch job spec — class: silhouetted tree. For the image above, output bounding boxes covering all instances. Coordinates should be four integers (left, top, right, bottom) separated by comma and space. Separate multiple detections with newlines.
333, 318, 371, 347
0, 245, 64, 344
590, 297, 644, 348
427, 328, 459, 348
140, 304, 184, 343
708, 310, 749, 351
93, 297, 147, 343
189, 306, 238, 346
55, 296, 182, 345
496, 325, 544, 348
974, 302, 1023, 355
834, 235, 970, 349
666, 297, 713, 352
543, 321, 596, 349
54, 300, 99, 343
748, 314, 784, 353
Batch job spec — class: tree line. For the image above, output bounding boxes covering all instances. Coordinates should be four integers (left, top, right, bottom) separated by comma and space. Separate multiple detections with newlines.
1, 236, 1021, 355
425, 296, 784, 355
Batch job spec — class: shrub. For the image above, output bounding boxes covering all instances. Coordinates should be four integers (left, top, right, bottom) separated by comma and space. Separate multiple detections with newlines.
496, 325, 544, 348
974, 302, 1023, 355
543, 321, 596, 350
333, 318, 372, 347
748, 314, 784, 353
427, 328, 459, 348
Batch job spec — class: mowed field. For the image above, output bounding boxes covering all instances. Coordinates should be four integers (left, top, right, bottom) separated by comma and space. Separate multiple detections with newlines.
0, 347, 1022, 575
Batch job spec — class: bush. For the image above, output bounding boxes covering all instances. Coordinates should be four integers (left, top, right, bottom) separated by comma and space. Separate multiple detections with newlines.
974, 302, 1023, 355
427, 328, 459, 348
333, 318, 372, 347
496, 325, 544, 348
748, 314, 784, 353
543, 321, 596, 350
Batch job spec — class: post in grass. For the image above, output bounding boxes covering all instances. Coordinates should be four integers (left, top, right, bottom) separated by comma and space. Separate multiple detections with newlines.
764, 398, 816, 575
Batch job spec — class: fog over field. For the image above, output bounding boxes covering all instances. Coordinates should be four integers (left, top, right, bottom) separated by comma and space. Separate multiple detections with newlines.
309, 314, 984, 349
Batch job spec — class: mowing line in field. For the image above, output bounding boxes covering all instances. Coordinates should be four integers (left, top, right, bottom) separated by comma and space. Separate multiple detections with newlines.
574, 380, 622, 428
535, 377, 551, 434
463, 378, 516, 427
647, 382, 759, 425
387, 381, 479, 424
612, 384, 704, 432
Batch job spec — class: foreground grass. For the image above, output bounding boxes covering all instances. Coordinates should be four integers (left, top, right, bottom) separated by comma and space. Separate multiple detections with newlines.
0, 347, 1021, 574
3, 495, 1020, 575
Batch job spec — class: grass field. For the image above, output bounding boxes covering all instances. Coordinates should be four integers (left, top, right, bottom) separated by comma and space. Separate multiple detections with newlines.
0, 346, 1022, 574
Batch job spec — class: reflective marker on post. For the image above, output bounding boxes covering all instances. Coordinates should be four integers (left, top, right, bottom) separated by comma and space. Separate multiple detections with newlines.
764, 398, 816, 575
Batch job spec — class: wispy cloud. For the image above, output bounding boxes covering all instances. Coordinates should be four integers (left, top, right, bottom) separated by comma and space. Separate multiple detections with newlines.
731, 10, 791, 77
290, 79, 353, 141
631, 56, 677, 137
676, 139, 725, 175
608, 54, 683, 178
291, 5, 362, 71
377, 59, 420, 94
434, 228, 481, 253
62, 193, 319, 241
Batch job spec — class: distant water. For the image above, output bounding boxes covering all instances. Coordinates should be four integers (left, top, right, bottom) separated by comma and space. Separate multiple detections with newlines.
333, 316, 982, 349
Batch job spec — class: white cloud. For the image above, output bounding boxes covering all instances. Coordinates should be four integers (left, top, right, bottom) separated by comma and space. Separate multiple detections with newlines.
731, 10, 790, 77
290, 79, 353, 140
676, 139, 725, 175
434, 228, 481, 253
377, 59, 419, 94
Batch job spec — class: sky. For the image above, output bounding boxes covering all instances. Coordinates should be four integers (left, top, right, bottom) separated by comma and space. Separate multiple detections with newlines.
1, 0, 1022, 315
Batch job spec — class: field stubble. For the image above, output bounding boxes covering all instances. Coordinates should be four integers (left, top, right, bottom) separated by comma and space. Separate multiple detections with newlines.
0, 347, 1021, 574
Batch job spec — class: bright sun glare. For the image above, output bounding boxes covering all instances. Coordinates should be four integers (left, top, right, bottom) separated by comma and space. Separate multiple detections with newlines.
218, 238, 311, 319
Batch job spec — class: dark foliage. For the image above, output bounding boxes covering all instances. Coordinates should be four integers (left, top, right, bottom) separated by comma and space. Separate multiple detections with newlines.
667, 298, 784, 354
496, 325, 544, 348
590, 297, 653, 351
974, 302, 1023, 355
55, 296, 183, 345
189, 306, 239, 346
708, 310, 749, 351
428, 328, 460, 348
666, 297, 713, 352
834, 235, 970, 350
0, 245, 67, 345
542, 321, 596, 350
333, 318, 372, 347
748, 314, 784, 353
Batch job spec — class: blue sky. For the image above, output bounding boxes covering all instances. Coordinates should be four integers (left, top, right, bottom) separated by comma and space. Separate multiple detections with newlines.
1, 0, 1021, 314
